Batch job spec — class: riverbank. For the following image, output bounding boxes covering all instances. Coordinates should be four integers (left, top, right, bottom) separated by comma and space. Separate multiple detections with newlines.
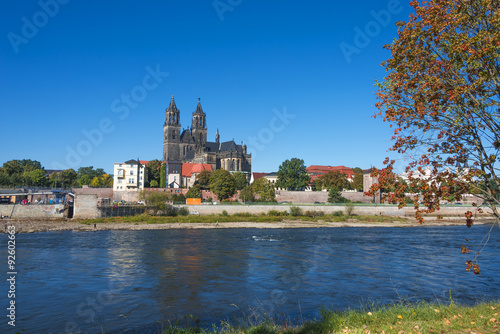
0, 216, 493, 233
158, 301, 500, 334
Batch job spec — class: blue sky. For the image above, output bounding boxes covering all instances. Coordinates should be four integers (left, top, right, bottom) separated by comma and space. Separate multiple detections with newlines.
0, 0, 413, 174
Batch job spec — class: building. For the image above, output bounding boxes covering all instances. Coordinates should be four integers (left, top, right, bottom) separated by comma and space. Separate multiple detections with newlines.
306, 165, 355, 184
113, 159, 146, 192
162, 96, 251, 177
181, 163, 213, 188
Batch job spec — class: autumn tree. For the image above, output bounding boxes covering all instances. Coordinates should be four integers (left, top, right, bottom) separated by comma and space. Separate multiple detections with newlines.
276, 158, 310, 190
369, 0, 500, 273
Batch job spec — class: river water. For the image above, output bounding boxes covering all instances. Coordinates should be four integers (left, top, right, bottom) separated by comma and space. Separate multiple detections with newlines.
1, 224, 499, 333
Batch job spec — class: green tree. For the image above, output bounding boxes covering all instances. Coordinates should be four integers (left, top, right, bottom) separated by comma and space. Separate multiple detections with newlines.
149, 180, 159, 188
352, 167, 364, 191
233, 171, 247, 190
77, 166, 105, 187
276, 158, 310, 190
253, 178, 276, 202
328, 187, 350, 204
146, 159, 162, 186
50, 169, 77, 188
186, 185, 202, 198
315, 170, 350, 191
209, 169, 236, 200
239, 185, 255, 202
196, 170, 212, 189
24, 169, 47, 186
160, 163, 166, 188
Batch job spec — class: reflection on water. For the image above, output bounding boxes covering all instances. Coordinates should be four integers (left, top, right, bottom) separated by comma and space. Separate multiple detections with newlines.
0, 225, 499, 333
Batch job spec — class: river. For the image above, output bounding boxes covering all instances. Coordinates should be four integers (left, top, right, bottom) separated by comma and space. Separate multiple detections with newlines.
1, 224, 499, 333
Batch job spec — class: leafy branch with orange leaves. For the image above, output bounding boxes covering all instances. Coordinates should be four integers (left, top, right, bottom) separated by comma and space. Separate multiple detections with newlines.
367, 0, 500, 273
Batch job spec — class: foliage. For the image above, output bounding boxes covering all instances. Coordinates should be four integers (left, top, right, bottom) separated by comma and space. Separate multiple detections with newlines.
289, 206, 303, 216
171, 194, 186, 202
221, 210, 228, 216
178, 206, 190, 216
314, 170, 351, 191
160, 163, 167, 188
209, 169, 236, 200
195, 170, 212, 189
186, 185, 202, 199
276, 158, 310, 190
233, 171, 248, 190
327, 187, 350, 203
48, 169, 77, 188
239, 185, 255, 202
253, 178, 276, 202
344, 202, 354, 216
369, 0, 500, 273
352, 167, 364, 191
146, 159, 162, 186
0, 159, 47, 187
149, 179, 159, 188
77, 166, 105, 187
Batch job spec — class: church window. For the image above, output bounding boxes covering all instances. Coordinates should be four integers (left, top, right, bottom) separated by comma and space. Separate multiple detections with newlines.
169, 115, 172, 123
172, 130, 176, 140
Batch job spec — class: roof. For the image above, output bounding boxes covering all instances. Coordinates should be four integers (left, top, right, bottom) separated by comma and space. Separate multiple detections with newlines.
252, 172, 268, 181
307, 165, 355, 177
193, 98, 205, 115
182, 163, 212, 177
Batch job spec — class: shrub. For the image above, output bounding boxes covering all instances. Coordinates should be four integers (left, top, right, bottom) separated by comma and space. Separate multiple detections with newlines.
289, 206, 303, 216
345, 202, 354, 216
332, 210, 343, 217
178, 207, 190, 216
221, 210, 228, 216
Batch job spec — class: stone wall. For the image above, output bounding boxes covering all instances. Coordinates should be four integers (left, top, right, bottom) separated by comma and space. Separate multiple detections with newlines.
179, 204, 494, 218
74, 194, 99, 219
0, 204, 65, 219
73, 187, 113, 198
275, 190, 372, 204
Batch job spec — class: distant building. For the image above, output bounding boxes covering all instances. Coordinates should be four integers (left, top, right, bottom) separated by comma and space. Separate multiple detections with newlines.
162, 96, 251, 177
113, 159, 146, 192
181, 163, 212, 188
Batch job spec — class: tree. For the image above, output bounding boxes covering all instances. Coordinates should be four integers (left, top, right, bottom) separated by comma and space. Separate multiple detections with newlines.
253, 178, 276, 202
314, 170, 351, 191
77, 166, 104, 187
186, 185, 202, 198
209, 169, 235, 200
276, 158, 310, 190
146, 159, 162, 186
149, 180, 159, 188
196, 170, 212, 189
352, 167, 364, 191
49, 169, 77, 188
160, 163, 167, 188
239, 185, 255, 202
24, 169, 47, 186
370, 0, 500, 273
233, 171, 247, 190
328, 187, 350, 204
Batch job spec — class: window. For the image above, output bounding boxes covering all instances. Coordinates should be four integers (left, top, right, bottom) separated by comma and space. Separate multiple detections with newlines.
118, 179, 122, 184
119, 164, 122, 167
131, 163, 134, 167
130, 170, 134, 175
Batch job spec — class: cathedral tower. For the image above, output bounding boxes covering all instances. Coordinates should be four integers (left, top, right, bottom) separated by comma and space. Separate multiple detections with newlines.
163, 95, 181, 161
191, 98, 207, 148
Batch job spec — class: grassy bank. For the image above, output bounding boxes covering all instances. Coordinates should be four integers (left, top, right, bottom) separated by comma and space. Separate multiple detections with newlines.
79, 211, 408, 226
156, 301, 500, 334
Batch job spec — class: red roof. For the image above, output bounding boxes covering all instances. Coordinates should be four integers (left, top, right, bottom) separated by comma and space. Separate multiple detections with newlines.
307, 165, 355, 179
182, 163, 212, 177
252, 172, 268, 181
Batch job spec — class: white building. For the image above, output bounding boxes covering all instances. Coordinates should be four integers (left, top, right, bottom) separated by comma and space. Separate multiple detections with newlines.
113, 159, 146, 192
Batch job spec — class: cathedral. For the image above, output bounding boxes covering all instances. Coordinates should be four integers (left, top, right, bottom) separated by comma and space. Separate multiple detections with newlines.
163, 96, 252, 175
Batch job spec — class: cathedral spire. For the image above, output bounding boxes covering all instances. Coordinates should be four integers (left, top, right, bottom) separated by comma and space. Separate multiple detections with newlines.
194, 98, 204, 115
216, 128, 220, 144
167, 95, 179, 113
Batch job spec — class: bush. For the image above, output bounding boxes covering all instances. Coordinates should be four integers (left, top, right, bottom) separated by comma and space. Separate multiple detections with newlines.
332, 210, 343, 217
222, 210, 229, 216
328, 187, 350, 204
178, 207, 190, 216
289, 206, 303, 216
305, 210, 325, 217
267, 210, 288, 216
345, 202, 354, 216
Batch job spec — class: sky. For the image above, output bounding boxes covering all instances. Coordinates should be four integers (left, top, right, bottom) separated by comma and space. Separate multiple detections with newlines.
0, 0, 414, 174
